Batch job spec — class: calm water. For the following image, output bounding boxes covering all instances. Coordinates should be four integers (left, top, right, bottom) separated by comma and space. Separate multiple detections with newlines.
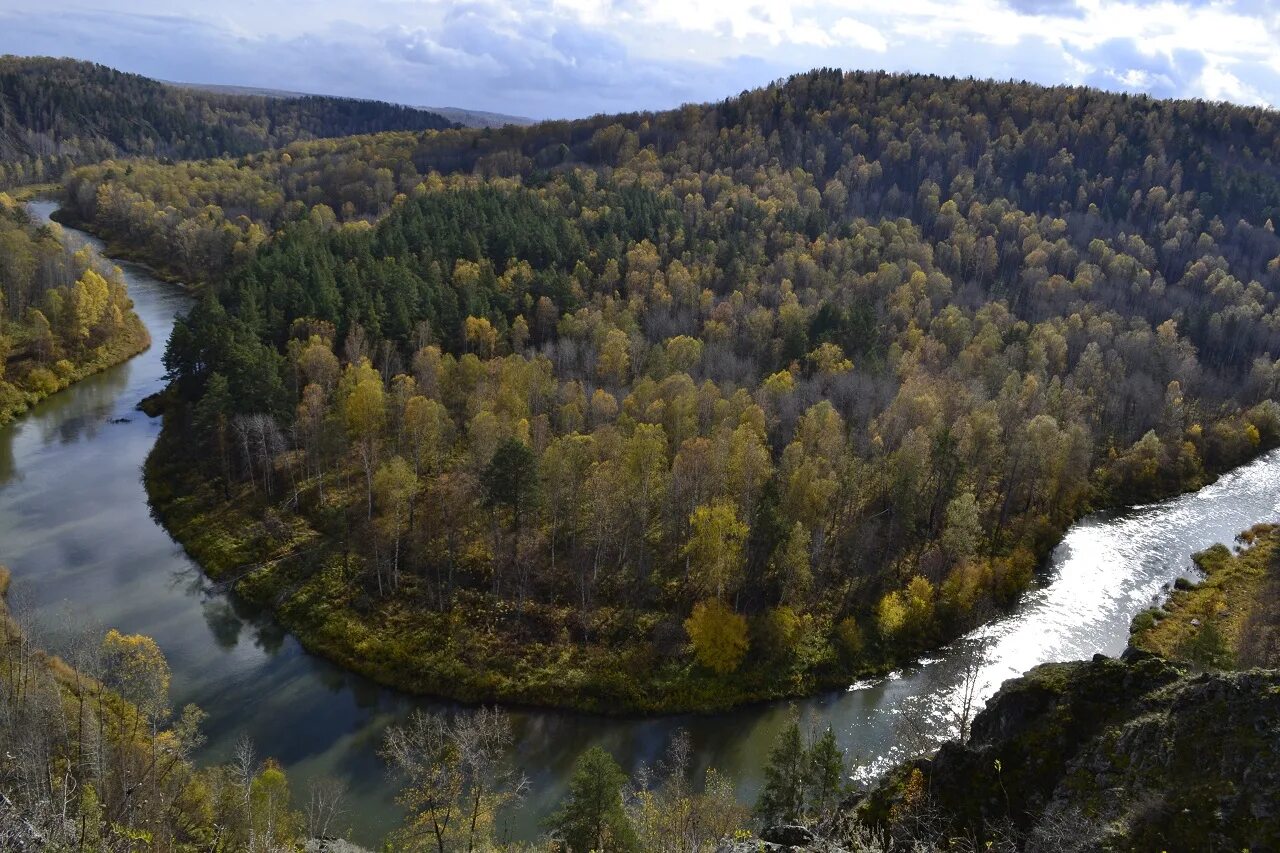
4, 200, 1279, 845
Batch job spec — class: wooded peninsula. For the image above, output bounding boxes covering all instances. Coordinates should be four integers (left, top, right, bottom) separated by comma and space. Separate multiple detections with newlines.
46, 67, 1280, 711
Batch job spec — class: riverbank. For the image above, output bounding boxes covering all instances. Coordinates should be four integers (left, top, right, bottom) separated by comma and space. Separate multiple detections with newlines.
144, 413, 896, 714
845, 525, 1280, 851
1129, 522, 1280, 668
850, 652, 1280, 850
0, 319, 150, 426
49, 207, 196, 289
5, 182, 61, 202
0, 564, 342, 850
0, 198, 151, 426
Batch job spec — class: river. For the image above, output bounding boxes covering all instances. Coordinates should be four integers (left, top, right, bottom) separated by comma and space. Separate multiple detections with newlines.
3, 200, 1279, 846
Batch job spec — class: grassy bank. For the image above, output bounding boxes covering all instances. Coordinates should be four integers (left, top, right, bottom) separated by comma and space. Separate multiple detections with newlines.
1130, 523, 1280, 668
6, 182, 62, 202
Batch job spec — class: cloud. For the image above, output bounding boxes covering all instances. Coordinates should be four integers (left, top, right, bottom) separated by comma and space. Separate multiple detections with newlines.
1196, 62, 1270, 106
1002, 0, 1084, 15
833, 18, 889, 53
0, 0, 1276, 117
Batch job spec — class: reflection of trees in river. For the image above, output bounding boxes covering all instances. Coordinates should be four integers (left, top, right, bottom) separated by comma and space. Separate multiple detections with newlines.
41, 362, 133, 446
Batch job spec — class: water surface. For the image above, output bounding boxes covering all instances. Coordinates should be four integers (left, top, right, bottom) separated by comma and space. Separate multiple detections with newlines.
4, 201, 1278, 844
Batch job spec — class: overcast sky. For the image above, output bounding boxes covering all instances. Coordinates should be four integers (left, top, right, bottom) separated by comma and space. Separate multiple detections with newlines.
1, 0, 1278, 119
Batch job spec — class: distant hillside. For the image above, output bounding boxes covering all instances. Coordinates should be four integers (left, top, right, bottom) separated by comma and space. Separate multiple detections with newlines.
0, 56, 457, 188
419, 105, 534, 129
173, 79, 535, 128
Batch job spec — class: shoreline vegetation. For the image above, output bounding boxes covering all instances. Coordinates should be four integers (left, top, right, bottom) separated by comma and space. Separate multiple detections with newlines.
1129, 521, 1280, 667
0, 193, 150, 427
141, 389, 1280, 713
144, 408, 888, 713
0, 563, 365, 850
48, 205, 198, 290
3, 189, 198, 290
5, 509, 1275, 850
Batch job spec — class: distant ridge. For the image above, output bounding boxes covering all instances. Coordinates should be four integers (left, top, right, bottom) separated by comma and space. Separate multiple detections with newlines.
421, 105, 535, 130
0, 55, 457, 188
171, 80, 535, 129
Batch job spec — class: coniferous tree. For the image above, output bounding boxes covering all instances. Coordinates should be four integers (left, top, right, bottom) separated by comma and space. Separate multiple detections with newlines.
805, 727, 848, 818
550, 747, 637, 853
754, 720, 807, 826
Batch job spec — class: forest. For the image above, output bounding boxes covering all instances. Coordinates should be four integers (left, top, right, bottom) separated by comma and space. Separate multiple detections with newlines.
0, 193, 147, 424
0, 56, 456, 191
59, 68, 1280, 711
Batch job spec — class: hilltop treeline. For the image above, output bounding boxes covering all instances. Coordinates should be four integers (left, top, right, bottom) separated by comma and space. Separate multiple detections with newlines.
0, 56, 455, 190
74, 69, 1280, 709
62, 69, 1280, 282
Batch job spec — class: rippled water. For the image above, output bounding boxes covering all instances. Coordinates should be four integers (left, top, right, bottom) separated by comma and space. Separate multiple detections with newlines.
3, 201, 1278, 844
851, 456, 1280, 778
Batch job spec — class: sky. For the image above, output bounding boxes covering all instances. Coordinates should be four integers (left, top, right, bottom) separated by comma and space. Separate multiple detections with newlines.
0, 0, 1278, 120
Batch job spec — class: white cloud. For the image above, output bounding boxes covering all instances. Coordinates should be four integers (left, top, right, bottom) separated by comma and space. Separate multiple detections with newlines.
832, 18, 889, 53
1106, 67, 1175, 94
1196, 62, 1270, 107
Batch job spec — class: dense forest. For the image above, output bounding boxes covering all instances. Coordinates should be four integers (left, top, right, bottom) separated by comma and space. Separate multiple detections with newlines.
0, 193, 147, 423
0, 56, 456, 191
59, 69, 1280, 712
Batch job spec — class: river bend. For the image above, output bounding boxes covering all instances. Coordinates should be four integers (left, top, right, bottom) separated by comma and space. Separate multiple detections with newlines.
4, 200, 1278, 843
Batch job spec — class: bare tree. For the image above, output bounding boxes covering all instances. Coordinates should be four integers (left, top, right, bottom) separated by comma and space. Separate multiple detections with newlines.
232, 735, 258, 819
305, 776, 347, 841
381, 706, 527, 853
232, 413, 287, 496
951, 636, 992, 743
895, 635, 992, 759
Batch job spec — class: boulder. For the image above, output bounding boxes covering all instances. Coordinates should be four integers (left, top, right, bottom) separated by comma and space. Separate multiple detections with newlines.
760, 825, 815, 846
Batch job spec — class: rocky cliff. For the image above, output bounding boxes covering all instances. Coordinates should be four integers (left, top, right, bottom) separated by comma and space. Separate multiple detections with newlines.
856, 652, 1280, 851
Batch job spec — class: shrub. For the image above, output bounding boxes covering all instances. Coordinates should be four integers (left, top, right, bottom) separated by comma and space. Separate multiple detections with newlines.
684, 599, 749, 674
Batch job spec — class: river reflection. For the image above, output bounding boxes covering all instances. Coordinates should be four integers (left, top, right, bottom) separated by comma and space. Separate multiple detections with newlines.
3, 201, 1279, 845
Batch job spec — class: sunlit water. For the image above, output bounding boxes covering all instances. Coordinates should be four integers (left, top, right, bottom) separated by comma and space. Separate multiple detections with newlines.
3, 201, 1278, 845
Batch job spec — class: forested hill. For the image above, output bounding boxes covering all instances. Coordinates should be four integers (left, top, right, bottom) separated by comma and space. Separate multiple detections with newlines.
82, 68, 1280, 710
0, 56, 456, 188
171, 80, 535, 129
